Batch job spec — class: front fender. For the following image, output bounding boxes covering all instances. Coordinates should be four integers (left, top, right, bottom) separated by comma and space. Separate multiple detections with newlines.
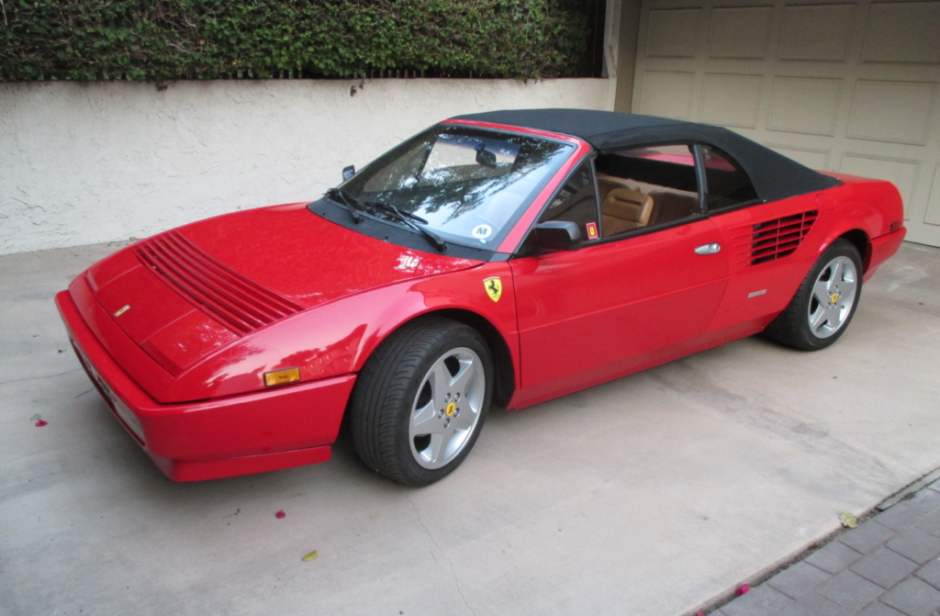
351, 261, 521, 389
167, 262, 520, 402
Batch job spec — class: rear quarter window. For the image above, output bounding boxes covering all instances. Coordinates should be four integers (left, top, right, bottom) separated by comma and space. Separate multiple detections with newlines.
701, 145, 758, 210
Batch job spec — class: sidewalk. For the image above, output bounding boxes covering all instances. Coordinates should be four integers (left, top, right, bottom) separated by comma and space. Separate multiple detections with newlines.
715, 478, 940, 616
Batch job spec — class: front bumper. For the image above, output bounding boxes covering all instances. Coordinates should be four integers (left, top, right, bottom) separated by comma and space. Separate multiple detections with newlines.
56, 290, 356, 481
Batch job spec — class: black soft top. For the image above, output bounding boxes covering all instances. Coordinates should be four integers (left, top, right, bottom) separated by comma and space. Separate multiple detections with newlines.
453, 108, 841, 202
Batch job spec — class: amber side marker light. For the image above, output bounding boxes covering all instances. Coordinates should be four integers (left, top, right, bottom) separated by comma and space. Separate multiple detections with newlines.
264, 367, 301, 388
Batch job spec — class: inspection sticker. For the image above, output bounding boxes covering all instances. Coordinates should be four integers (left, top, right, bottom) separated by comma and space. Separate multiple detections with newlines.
471, 224, 492, 240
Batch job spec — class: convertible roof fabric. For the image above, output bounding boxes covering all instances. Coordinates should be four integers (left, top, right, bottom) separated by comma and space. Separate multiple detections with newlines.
452, 108, 842, 202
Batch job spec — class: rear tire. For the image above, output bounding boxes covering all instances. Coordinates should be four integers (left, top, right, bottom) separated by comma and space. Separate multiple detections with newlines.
349, 317, 492, 486
765, 239, 863, 351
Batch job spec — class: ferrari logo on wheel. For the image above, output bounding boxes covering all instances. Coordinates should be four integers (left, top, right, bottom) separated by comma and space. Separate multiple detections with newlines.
483, 277, 502, 302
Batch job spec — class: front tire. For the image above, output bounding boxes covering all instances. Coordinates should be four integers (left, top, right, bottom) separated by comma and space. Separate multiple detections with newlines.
349, 317, 493, 486
765, 239, 863, 351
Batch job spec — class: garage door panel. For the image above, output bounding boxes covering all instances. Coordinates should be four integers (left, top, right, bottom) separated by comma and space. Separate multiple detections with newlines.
847, 80, 937, 145
634, 0, 940, 247
862, 2, 940, 64
646, 9, 702, 58
701, 73, 764, 128
768, 77, 842, 136
639, 70, 696, 119
708, 7, 773, 60
926, 165, 940, 227
779, 4, 855, 62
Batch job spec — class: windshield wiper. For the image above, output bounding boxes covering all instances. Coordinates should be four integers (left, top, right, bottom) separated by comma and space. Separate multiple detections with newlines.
388, 207, 429, 225
364, 200, 447, 253
326, 188, 362, 224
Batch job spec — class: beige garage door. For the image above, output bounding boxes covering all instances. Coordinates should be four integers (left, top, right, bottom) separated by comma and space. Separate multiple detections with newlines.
632, 0, 940, 247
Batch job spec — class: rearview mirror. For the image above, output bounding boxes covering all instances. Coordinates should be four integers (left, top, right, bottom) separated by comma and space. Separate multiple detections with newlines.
475, 145, 497, 168
534, 221, 582, 252
342, 165, 356, 181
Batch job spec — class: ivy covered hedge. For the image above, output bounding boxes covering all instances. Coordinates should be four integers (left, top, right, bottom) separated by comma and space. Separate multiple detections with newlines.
0, 0, 599, 82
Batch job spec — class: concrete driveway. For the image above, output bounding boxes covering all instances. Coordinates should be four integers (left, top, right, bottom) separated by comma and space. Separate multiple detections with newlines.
2, 241, 939, 616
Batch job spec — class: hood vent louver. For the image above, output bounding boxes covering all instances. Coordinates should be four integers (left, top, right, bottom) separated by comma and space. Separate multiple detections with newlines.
732, 210, 818, 269
135, 231, 302, 335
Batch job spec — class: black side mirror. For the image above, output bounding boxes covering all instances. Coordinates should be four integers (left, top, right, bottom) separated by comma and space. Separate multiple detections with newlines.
342, 165, 356, 181
534, 221, 582, 252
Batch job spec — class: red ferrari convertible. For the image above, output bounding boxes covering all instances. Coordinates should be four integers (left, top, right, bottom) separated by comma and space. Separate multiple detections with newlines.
56, 109, 906, 486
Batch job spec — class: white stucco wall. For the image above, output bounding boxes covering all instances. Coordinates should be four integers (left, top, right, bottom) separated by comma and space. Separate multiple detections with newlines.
0, 78, 612, 255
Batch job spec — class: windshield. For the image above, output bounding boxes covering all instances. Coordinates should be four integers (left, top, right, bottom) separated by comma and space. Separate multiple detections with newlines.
337, 124, 574, 249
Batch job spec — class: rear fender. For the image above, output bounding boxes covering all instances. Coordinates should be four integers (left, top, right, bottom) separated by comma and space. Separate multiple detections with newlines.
813, 180, 904, 262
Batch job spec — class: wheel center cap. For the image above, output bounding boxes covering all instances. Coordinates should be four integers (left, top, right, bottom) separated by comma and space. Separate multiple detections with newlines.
445, 401, 457, 417
830, 292, 840, 304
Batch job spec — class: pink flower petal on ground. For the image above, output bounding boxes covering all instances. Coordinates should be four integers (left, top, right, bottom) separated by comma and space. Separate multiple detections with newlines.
276, 510, 286, 519
35, 419, 48, 427
736, 584, 750, 596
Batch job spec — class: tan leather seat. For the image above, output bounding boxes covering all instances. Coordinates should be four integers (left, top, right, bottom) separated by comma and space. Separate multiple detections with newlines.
647, 189, 698, 225
602, 188, 653, 236
595, 174, 641, 203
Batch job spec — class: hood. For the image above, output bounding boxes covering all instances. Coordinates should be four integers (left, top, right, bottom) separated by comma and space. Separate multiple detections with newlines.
86, 202, 482, 375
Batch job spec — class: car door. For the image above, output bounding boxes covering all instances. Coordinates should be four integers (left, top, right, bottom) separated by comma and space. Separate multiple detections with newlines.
509, 145, 730, 406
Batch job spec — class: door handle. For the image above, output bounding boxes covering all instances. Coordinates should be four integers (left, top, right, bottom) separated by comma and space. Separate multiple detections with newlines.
695, 243, 721, 255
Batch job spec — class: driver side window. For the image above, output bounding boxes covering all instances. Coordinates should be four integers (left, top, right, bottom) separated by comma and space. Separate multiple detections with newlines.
594, 144, 701, 238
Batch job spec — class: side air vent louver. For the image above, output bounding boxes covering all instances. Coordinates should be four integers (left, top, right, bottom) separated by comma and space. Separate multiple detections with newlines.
136, 231, 302, 335
731, 210, 818, 269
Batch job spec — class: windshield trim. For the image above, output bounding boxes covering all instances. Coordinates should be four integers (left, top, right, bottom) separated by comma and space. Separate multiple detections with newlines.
443, 118, 587, 145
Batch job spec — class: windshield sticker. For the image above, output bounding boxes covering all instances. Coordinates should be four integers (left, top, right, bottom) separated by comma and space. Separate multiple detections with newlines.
471, 224, 493, 240
586, 222, 599, 240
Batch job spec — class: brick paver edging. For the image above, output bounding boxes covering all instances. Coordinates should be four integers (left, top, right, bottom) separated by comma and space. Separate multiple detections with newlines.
707, 477, 940, 616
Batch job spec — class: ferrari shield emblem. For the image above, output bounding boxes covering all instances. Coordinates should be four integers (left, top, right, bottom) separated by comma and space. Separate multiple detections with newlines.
483, 277, 502, 302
